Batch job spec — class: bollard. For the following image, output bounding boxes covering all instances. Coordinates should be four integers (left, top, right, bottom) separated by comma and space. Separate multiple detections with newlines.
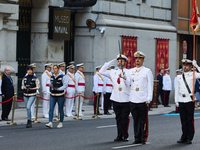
7, 93, 17, 125
54, 109, 60, 121
92, 92, 100, 119
34, 93, 41, 123
74, 92, 82, 120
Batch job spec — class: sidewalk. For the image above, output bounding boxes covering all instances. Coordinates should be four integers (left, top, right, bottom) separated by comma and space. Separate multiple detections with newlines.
0, 103, 179, 126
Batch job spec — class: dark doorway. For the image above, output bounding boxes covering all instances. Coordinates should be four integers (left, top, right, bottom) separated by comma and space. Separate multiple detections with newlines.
17, 0, 32, 97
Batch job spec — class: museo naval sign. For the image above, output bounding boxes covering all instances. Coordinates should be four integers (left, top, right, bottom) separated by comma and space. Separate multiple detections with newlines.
49, 8, 71, 40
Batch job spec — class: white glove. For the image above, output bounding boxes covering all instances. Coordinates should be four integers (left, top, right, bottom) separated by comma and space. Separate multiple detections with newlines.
176, 102, 179, 107
193, 60, 198, 68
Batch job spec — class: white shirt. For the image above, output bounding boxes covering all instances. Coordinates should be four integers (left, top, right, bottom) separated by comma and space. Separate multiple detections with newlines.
41, 70, 52, 94
99, 59, 130, 103
175, 71, 200, 103
0, 72, 2, 95
92, 72, 104, 93
59, 70, 65, 75
162, 74, 172, 91
104, 76, 113, 93
126, 66, 153, 103
63, 72, 76, 94
75, 70, 85, 93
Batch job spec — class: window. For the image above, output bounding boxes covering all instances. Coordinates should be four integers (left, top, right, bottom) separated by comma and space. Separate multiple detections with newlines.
142, 0, 146, 3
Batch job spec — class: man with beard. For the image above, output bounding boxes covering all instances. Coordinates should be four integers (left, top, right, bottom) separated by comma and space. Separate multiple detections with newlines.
175, 59, 200, 144
126, 51, 153, 144
99, 54, 130, 142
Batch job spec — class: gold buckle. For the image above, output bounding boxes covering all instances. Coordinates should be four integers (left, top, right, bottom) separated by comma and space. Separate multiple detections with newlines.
183, 94, 186, 97
118, 87, 122, 91
136, 88, 139, 91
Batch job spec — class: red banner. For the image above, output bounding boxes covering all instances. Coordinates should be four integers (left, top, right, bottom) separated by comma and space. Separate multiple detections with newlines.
190, 0, 200, 32
156, 39, 169, 77
122, 36, 137, 69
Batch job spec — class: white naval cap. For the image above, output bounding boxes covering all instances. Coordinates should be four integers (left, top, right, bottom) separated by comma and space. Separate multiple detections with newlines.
95, 65, 102, 70
182, 59, 192, 64
44, 63, 52, 67
68, 64, 75, 69
69, 61, 75, 65
165, 68, 170, 71
29, 63, 36, 68
58, 62, 65, 67
176, 69, 182, 73
117, 54, 128, 61
76, 63, 84, 68
134, 51, 146, 58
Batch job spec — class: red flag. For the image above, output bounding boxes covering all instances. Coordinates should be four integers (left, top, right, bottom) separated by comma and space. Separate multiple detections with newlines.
190, 0, 200, 33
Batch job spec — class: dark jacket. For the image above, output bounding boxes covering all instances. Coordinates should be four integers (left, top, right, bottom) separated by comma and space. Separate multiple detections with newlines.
50, 74, 65, 96
1, 73, 14, 98
157, 73, 163, 90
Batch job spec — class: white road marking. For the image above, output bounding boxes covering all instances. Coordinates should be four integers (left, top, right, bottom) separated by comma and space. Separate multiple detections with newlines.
0, 136, 3, 138
96, 125, 117, 128
111, 142, 150, 149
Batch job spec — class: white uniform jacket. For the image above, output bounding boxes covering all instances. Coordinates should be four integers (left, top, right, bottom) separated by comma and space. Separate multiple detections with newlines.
75, 70, 85, 93
61, 72, 76, 94
99, 59, 130, 103
92, 72, 104, 93
162, 74, 172, 91
126, 66, 153, 103
175, 71, 200, 103
59, 70, 65, 75
41, 70, 52, 94
104, 76, 113, 93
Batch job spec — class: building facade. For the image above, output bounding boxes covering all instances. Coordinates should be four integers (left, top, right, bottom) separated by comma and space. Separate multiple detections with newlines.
0, 0, 179, 108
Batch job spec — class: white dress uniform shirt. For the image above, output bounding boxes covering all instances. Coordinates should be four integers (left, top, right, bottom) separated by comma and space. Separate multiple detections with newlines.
75, 70, 85, 93
99, 59, 130, 103
59, 70, 65, 75
162, 74, 172, 91
104, 76, 113, 93
175, 71, 200, 103
0, 73, 2, 95
41, 70, 52, 94
64, 72, 76, 94
92, 72, 104, 93
126, 66, 153, 103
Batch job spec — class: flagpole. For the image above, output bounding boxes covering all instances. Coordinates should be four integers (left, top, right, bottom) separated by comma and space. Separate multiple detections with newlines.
193, 33, 195, 102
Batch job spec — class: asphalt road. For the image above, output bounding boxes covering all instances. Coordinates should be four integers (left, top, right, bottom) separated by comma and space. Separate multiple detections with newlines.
1, 111, 200, 150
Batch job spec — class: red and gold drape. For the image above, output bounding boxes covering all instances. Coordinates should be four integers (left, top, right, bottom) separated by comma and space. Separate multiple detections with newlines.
122, 36, 137, 69
156, 39, 169, 76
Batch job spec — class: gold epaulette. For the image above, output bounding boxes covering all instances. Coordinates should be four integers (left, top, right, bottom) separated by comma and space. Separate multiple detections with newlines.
0, 71, 2, 79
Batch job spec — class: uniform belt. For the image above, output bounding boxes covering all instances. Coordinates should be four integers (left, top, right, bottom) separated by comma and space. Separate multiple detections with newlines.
68, 84, 75, 88
78, 83, 85, 86
46, 84, 50, 87
98, 84, 103, 86
106, 84, 113, 87
113, 87, 130, 91
131, 87, 146, 91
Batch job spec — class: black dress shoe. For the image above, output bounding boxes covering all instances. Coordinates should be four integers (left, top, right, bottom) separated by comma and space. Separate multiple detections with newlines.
97, 113, 102, 115
3, 118, 11, 121
187, 140, 192, 144
177, 139, 187, 143
122, 137, 129, 142
132, 141, 141, 144
164, 105, 171, 107
114, 137, 123, 141
104, 112, 112, 115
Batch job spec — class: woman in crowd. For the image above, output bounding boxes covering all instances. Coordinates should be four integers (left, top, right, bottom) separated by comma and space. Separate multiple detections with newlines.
22, 66, 40, 128
46, 65, 66, 128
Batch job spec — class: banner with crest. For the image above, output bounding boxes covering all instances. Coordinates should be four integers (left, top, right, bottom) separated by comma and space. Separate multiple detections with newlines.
122, 35, 137, 69
156, 39, 169, 76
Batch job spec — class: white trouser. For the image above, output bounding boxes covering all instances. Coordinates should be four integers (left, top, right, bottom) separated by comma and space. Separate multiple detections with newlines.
75, 92, 84, 116
101, 94, 104, 110
31, 99, 36, 117
43, 93, 50, 117
65, 93, 75, 116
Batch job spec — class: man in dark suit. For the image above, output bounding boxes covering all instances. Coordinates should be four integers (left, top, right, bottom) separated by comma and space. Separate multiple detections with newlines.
1, 67, 14, 121
157, 69, 164, 105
